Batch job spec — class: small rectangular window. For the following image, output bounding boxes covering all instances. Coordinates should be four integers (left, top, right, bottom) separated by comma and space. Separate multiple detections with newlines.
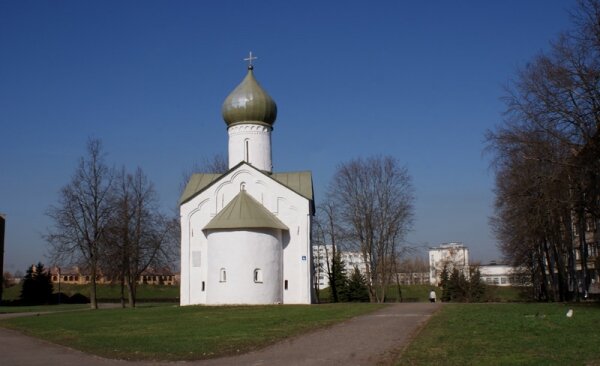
202, 281, 205, 291
220, 268, 227, 282
284, 280, 288, 290
254, 269, 263, 283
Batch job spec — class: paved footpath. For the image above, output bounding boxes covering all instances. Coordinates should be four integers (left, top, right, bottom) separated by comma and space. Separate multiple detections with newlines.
0, 303, 441, 366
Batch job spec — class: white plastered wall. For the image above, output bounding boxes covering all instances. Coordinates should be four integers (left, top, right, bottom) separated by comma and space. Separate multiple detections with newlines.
180, 164, 313, 305
428, 244, 470, 286
228, 124, 272, 172
206, 229, 282, 304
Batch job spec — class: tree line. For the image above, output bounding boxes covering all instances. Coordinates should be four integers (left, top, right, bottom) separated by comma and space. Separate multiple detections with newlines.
439, 264, 486, 303
314, 155, 415, 303
486, 0, 600, 301
46, 139, 178, 308
324, 251, 370, 303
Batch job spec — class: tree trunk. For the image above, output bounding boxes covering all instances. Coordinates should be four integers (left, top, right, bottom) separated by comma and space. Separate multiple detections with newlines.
127, 275, 136, 308
120, 275, 126, 308
536, 246, 550, 301
90, 263, 98, 309
542, 238, 558, 301
577, 207, 590, 299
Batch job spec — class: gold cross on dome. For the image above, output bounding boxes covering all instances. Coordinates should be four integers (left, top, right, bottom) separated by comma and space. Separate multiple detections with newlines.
244, 51, 258, 69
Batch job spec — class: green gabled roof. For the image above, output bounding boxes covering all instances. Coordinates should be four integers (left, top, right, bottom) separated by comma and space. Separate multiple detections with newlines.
179, 162, 314, 207
203, 190, 288, 231
271, 171, 313, 201
179, 173, 222, 205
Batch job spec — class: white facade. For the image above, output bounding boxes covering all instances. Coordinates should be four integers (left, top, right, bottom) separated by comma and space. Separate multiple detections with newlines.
313, 245, 368, 288
206, 229, 283, 304
228, 124, 273, 172
180, 65, 314, 306
479, 263, 517, 287
180, 164, 314, 305
429, 242, 469, 286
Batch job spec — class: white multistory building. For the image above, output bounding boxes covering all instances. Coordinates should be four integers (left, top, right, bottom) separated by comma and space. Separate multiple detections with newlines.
429, 242, 469, 286
479, 262, 521, 286
179, 62, 315, 305
313, 245, 368, 288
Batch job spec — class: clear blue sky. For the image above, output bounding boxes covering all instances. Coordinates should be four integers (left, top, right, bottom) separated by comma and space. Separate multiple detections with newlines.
0, 1, 575, 273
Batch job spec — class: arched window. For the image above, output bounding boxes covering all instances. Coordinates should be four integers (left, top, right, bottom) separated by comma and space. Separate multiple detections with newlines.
220, 268, 227, 282
244, 139, 250, 162
254, 269, 263, 283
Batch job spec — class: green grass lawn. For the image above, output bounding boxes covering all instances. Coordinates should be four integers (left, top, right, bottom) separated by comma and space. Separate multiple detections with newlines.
0, 303, 383, 361
1, 285, 22, 301
318, 284, 527, 303
2, 283, 179, 303
318, 284, 438, 303
91, 283, 179, 301
6, 282, 526, 305
0, 304, 89, 313
399, 303, 600, 365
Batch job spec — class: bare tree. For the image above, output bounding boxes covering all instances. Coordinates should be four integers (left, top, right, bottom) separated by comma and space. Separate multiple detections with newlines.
393, 253, 428, 299
487, 0, 600, 300
329, 156, 414, 302
180, 153, 228, 195
202, 153, 229, 174
105, 167, 178, 308
46, 138, 114, 309
313, 200, 347, 302
487, 126, 579, 301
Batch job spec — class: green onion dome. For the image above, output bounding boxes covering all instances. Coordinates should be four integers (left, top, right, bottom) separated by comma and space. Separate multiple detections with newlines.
222, 66, 277, 127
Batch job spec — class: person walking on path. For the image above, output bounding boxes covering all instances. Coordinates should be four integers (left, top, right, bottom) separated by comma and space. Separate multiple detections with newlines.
429, 289, 437, 303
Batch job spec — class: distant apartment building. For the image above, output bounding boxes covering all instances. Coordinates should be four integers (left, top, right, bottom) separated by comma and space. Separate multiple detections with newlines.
395, 271, 429, 285
313, 245, 430, 288
572, 215, 600, 294
49, 266, 178, 286
313, 245, 368, 288
479, 262, 521, 286
429, 242, 469, 286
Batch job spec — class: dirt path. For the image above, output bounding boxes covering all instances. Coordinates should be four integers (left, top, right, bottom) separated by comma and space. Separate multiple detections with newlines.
0, 303, 441, 366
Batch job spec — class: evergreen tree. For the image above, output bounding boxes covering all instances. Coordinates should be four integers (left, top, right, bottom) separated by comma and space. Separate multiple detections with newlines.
446, 268, 469, 302
447, 268, 460, 301
440, 264, 451, 302
20, 263, 53, 305
441, 265, 487, 303
19, 265, 35, 304
457, 271, 469, 302
329, 251, 348, 302
346, 266, 370, 302
468, 267, 486, 302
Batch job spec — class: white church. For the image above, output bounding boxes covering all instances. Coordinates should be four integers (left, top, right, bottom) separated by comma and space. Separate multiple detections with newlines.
179, 59, 316, 305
